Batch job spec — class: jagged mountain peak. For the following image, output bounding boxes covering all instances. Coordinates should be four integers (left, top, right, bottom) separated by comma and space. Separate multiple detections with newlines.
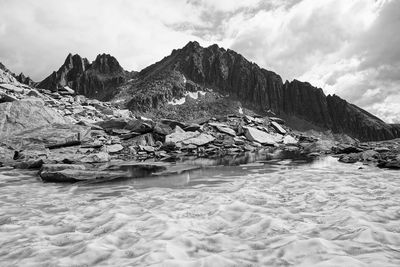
61, 53, 89, 72
182, 40, 201, 50
38, 52, 129, 100
15, 72, 36, 87
91, 53, 123, 74
119, 41, 399, 141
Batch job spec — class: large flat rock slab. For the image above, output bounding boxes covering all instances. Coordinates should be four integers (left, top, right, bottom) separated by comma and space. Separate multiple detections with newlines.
243, 126, 282, 145
0, 99, 66, 138
3, 123, 91, 149
39, 161, 200, 183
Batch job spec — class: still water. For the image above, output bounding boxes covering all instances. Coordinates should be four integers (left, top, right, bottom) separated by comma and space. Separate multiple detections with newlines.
0, 157, 399, 266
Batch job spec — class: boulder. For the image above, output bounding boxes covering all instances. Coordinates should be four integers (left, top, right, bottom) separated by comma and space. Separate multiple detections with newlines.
3, 123, 90, 149
233, 137, 245, 145
243, 126, 280, 145
126, 133, 155, 146
182, 133, 215, 146
119, 132, 141, 140
40, 165, 84, 182
106, 144, 124, 153
374, 147, 390, 153
333, 144, 363, 154
270, 117, 285, 124
110, 129, 131, 135
113, 109, 132, 118
271, 121, 286, 134
165, 129, 199, 145
160, 119, 186, 129
0, 99, 66, 138
184, 123, 201, 132
339, 153, 360, 163
125, 119, 153, 133
244, 115, 255, 123
40, 169, 126, 183
138, 145, 155, 153
154, 122, 173, 136
0, 145, 13, 162
0, 91, 18, 103
209, 122, 236, 136
283, 135, 297, 145
302, 140, 335, 154
360, 150, 378, 161
95, 118, 128, 130
62, 86, 75, 94
13, 159, 44, 169
0, 83, 25, 93
39, 163, 86, 175
81, 152, 110, 163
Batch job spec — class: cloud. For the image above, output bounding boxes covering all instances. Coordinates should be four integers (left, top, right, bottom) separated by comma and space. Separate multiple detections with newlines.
222, 0, 400, 122
0, 0, 202, 80
298, 0, 400, 122
0, 0, 399, 122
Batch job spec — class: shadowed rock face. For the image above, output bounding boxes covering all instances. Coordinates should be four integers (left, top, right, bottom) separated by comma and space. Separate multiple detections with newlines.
15, 73, 36, 87
326, 95, 396, 141
38, 53, 129, 100
122, 41, 399, 141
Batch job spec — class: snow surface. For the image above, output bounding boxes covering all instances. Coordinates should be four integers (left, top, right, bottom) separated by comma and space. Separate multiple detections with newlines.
168, 91, 207, 105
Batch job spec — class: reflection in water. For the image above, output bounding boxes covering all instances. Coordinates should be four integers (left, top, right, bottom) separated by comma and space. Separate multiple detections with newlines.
0, 157, 400, 266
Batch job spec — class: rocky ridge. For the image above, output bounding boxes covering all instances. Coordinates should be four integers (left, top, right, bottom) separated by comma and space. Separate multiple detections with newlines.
114, 41, 398, 141
0, 62, 36, 87
38, 53, 133, 101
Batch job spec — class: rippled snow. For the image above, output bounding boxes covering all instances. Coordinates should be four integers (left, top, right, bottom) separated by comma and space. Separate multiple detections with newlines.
1, 157, 400, 266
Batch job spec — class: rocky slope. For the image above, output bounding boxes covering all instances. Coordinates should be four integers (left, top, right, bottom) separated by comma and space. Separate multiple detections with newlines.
116, 41, 399, 141
1, 61, 399, 177
0, 62, 36, 87
0, 62, 20, 84
38, 53, 133, 100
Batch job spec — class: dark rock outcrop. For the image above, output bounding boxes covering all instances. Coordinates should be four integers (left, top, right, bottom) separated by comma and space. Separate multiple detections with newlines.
121, 41, 399, 141
15, 73, 36, 87
38, 53, 89, 91
326, 95, 396, 141
38, 53, 131, 100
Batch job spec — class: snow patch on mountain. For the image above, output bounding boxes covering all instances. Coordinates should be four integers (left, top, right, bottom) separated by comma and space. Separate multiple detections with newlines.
168, 91, 207, 105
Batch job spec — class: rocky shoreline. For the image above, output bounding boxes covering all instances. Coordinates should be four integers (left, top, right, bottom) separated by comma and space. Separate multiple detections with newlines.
1, 80, 399, 184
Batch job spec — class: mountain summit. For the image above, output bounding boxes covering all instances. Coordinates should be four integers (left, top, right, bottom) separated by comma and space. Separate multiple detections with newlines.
113, 41, 398, 141
38, 53, 131, 100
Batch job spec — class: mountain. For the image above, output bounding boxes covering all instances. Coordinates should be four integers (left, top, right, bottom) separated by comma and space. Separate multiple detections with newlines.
0, 63, 36, 87
34, 41, 399, 141
116, 41, 399, 141
38, 53, 133, 100
15, 73, 36, 87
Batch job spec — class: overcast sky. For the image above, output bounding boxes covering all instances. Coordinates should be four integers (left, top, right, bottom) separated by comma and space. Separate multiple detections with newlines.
0, 0, 399, 122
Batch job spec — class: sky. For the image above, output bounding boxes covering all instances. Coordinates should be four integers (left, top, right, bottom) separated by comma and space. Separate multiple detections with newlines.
0, 0, 399, 122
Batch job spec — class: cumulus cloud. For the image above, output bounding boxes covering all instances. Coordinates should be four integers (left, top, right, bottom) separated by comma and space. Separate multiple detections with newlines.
0, 0, 202, 80
0, 0, 399, 122
226, 0, 400, 122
